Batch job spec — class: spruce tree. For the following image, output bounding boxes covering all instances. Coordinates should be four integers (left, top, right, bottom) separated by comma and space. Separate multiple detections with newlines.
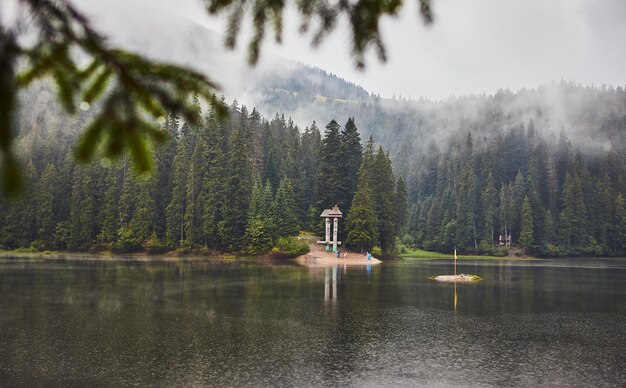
166, 130, 190, 247
556, 210, 572, 251
481, 172, 496, 247
394, 177, 408, 237
6, 160, 38, 247
614, 193, 625, 254
244, 180, 274, 254
301, 122, 322, 226
346, 167, 377, 252
499, 183, 512, 246
185, 135, 207, 245
339, 117, 363, 210
129, 176, 157, 244
69, 164, 95, 250
219, 124, 253, 251
317, 120, 343, 210
519, 196, 533, 251
511, 171, 526, 239
202, 105, 227, 247
544, 210, 555, 245
153, 114, 179, 239
100, 165, 120, 247
456, 161, 479, 252
37, 163, 58, 246
370, 146, 396, 253
273, 178, 300, 237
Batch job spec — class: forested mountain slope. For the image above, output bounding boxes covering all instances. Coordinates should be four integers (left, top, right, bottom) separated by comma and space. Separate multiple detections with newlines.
4, 1, 625, 256
2, 81, 406, 256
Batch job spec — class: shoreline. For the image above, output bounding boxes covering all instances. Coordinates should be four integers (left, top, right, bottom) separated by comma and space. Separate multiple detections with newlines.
400, 248, 536, 260
0, 249, 237, 262
295, 243, 381, 267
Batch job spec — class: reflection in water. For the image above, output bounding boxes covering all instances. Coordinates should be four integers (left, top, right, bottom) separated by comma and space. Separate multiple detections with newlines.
323, 266, 339, 302
0, 257, 624, 386
454, 282, 457, 313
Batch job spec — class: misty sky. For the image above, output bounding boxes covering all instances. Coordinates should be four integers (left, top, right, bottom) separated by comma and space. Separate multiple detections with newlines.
86, 0, 626, 100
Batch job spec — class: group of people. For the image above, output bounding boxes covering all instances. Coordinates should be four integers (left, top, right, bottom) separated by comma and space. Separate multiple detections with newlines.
326, 245, 372, 260
334, 250, 348, 259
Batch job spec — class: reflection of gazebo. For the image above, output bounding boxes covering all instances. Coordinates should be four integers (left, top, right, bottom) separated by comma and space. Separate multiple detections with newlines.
317, 204, 342, 252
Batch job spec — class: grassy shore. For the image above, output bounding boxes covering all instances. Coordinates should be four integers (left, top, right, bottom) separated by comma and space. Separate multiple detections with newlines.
400, 248, 530, 260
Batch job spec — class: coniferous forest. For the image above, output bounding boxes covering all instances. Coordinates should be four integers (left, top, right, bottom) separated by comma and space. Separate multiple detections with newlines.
1, 82, 625, 258
405, 126, 626, 257
0, 83, 405, 256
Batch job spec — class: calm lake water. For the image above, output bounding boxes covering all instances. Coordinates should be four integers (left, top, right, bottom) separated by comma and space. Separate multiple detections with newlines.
0, 256, 624, 387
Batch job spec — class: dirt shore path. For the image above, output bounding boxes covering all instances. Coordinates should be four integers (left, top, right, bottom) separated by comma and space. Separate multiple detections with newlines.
295, 243, 381, 267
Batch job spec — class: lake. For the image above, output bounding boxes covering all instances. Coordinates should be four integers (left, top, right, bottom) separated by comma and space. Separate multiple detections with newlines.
0, 256, 624, 386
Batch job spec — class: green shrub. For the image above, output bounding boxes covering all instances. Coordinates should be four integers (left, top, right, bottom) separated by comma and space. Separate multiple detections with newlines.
112, 226, 143, 252
15, 246, 39, 253
273, 236, 309, 258
478, 240, 508, 256
371, 246, 382, 257
144, 232, 168, 254
401, 234, 415, 247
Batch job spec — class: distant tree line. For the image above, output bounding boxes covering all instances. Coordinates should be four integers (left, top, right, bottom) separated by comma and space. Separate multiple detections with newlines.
406, 123, 626, 257
0, 89, 406, 256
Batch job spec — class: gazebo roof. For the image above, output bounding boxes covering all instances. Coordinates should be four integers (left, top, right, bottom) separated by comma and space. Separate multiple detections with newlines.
320, 204, 342, 218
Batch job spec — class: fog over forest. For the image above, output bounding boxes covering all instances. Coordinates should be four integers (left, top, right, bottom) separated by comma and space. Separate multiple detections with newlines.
3, 0, 625, 257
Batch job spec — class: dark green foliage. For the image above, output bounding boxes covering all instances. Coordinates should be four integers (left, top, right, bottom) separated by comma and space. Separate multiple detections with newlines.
1, 0, 228, 195
2, 81, 624, 259
245, 180, 275, 254
99, 165, 121, 246
370, 146, 397, 254
129, 176, 157, 243
272, 236, 309, 258
317, 120, 343, 210
68, 164, 92, 250
207, 0, 433, 67
346, 167, 377, 251
201, 107, 227, 247
274, 178, 300, 237
339, 117, 363, 210
519, 196, 533, 251
36, 163, 58, 246
166, 128, 190, 246
394, 177, 408, 237
301, 122, 322, 223
0, 0, 433, 200
481, 172, 496, 248
343, 138, 402, 256
405, 119, 626, 257
219, 123, 253, 250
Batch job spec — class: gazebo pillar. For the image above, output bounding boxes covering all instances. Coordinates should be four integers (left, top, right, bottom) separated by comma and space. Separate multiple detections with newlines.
325, 217, 331, 243
332, 218, 339, 252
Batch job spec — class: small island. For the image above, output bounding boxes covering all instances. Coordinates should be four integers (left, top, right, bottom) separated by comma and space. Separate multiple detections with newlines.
431, 274, 482, 283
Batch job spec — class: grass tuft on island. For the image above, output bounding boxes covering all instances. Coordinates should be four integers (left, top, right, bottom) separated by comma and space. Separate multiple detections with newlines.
400, 248, 531, 260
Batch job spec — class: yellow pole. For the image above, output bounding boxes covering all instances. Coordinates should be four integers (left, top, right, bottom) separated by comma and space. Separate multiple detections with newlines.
454, 282, 458, 313
454, 248, 457, 275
